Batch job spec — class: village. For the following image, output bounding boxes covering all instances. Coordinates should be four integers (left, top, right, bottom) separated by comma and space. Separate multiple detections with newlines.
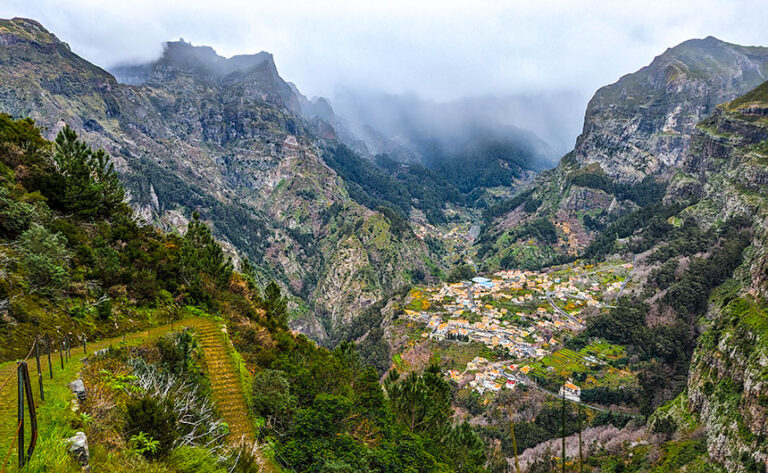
402, 261, 633, 398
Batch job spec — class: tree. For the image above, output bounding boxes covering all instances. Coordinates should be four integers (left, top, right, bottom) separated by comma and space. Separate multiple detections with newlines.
446, 422, 487, 473
263, 281, 288, 328
180, 212, 233, 296
18, 223, 70, 295
251, 369, 296, 431
385, 364, 452, 436
447, 264, 475, 283
51, 125, 124, 218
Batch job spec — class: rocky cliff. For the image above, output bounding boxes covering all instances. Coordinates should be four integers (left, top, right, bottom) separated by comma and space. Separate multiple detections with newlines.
666, 83, 768, 472
478, 37, 768, 270
0, 17, 434, 339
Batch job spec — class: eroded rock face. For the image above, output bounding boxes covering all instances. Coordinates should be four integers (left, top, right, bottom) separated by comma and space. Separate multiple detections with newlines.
479, 37, 768, 269
665, 83, 768, 473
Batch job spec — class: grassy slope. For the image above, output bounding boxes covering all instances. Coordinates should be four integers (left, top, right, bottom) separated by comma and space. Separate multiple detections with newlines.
0, 315, 279, 473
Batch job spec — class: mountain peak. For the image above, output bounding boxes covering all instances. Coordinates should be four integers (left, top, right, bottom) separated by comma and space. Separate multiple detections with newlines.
153, 40, 275, 81
0, 17, 63, 46
111, 40, 276, 85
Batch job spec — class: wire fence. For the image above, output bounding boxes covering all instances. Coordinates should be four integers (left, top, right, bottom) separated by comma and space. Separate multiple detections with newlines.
0, 333, 87, 473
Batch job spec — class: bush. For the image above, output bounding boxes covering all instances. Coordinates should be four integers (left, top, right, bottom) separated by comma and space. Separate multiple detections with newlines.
18, 223, 70, 294
0, 186, 35, 238
125, 397, 178, 458
168, 446, 226, 473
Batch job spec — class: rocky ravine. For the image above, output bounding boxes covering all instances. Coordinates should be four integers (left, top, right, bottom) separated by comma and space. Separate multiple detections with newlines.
0, 17, 434, 339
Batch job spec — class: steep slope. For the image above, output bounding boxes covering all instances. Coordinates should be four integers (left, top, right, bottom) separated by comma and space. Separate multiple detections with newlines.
664, 83, 768, 472
478, 37, 768, 270
575, 36, 768, 182
0, 17, 433, 340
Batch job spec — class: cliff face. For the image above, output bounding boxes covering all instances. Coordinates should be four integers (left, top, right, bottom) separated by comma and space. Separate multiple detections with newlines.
669, 84, 768, 472
478, 37, 768, 269
0, 17, 433, 339
574, 37, 768, 183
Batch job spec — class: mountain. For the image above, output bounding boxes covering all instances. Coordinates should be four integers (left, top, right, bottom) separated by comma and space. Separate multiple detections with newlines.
553, 79, 768, 473
0, 17, 435, 339
574, 36, 768, 182
664, 82, 768, 471
478, 37, 768, 270
474, 40, 768, 470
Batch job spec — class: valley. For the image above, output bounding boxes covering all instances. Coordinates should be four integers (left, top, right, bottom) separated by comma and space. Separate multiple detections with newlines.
0, 12, 767, 473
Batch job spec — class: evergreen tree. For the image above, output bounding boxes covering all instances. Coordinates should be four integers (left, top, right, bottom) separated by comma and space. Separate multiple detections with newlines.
180, 212, 233, 295
263, 281, 288, 328
52, 125, 124, 218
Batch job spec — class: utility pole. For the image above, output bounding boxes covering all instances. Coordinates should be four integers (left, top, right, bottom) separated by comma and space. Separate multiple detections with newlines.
562, 389, 566, 473
578, 402, 583, 473
510, 420, 521, 473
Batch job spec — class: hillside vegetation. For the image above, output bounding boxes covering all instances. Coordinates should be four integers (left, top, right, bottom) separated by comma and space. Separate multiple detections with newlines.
0, 114, 490, 472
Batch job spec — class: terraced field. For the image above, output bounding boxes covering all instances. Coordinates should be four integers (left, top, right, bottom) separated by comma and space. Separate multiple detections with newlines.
189, 320, 254, 443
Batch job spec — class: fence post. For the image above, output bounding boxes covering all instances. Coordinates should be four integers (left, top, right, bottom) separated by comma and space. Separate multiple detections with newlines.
21, 362, 38, 464
82, 334, 87, 354
59, 339, 64, 370
46, 337, 53, 379
34, 340, 44, 402
17, 362, 25, 470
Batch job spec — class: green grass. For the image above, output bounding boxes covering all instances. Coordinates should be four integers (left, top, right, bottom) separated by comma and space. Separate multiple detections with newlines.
525, 340, 633, 388
0, 314, 282, 473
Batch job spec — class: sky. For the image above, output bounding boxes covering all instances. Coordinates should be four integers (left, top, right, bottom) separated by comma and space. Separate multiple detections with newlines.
2, 0, 767, 152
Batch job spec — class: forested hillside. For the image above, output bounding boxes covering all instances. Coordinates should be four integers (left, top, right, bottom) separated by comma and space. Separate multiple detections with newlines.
0, 114, 491, 472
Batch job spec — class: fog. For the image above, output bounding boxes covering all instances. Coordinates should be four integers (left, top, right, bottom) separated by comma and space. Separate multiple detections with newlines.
2, 0, 767, 155
332, 88, 586, 158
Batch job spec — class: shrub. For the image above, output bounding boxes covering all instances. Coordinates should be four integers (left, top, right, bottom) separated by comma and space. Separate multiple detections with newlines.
125, 397, 178, 458
17, 223, 70, 294
168, 446, 226, 473
0, 186, 35, 238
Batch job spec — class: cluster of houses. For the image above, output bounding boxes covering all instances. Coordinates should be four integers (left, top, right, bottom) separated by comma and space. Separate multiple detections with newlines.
401, 262, 631, 396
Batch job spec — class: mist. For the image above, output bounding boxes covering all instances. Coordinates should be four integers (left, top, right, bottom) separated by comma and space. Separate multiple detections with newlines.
2, 0, 767, 165
331, 88, 586, 159
2, 0, 767, 103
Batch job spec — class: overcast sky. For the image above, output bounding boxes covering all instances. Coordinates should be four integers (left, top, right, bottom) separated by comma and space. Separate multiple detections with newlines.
2, 0, 767, 102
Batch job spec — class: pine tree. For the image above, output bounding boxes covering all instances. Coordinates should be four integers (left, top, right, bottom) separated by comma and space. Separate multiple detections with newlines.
180, 212, 233, 296
52, 125, 124, 218
263, 281, 288, 328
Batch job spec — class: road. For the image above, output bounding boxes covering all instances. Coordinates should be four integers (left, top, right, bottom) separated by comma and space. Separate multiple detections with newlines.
616, 254, 636, 297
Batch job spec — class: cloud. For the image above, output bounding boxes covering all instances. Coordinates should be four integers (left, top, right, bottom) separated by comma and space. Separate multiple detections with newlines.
1, 0, 766, 152
2, 0, 767, 101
